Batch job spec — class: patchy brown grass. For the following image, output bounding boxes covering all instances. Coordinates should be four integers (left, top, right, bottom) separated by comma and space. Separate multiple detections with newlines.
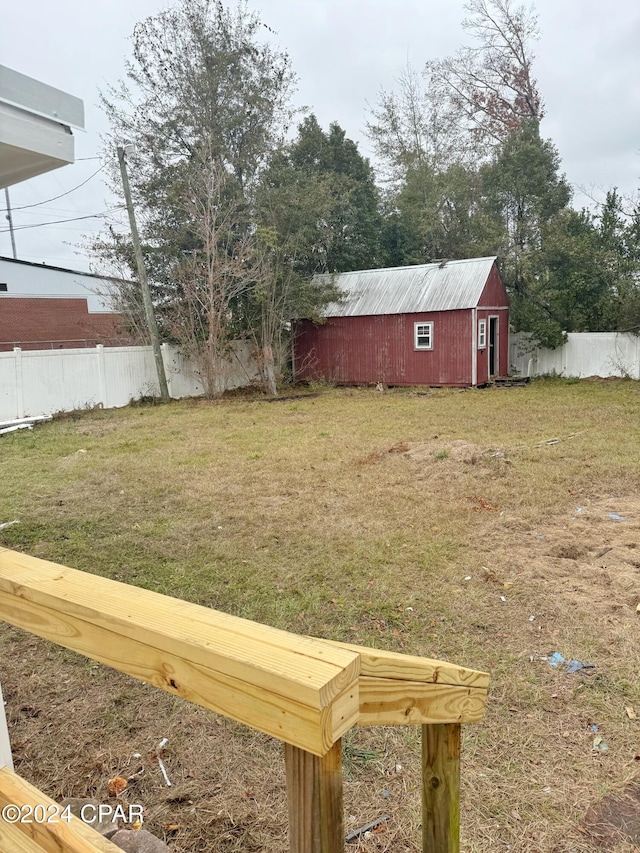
1, 378, 640, 852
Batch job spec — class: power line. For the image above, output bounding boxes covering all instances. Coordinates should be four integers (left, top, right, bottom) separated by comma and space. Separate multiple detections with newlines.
10, 206, 109, 217
8, 167, 106, 211
0, 207, 125, 233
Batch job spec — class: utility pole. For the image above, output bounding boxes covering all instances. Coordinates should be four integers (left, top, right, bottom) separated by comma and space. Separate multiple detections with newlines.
117, 144, 170, 403
4, 189, 17, 259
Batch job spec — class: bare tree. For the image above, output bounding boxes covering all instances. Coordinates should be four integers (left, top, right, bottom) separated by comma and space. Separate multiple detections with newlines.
427, 0, 543, 154
367, 63, 463, 184
95, 0, 297, 396
170, 151, 258, 397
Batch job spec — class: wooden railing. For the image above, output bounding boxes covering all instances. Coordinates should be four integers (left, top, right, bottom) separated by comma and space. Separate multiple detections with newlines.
0, 547, 489, 852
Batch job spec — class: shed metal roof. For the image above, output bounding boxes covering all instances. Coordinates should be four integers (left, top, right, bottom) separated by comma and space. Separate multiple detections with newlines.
319, 257, 497, 317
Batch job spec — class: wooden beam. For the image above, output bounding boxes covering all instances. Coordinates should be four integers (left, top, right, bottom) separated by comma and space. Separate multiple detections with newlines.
0, 821, 49, 853
285, 739, 344, 853
0, 767, 119, 853
422, 724, 460, 853
358, 677, 486, 726
318, 641, 488, 726
325, 641, 489, 689
0, 549, 359, 756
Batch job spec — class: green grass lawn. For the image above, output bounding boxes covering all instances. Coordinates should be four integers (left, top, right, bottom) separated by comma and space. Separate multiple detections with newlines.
1, 379, 639, 851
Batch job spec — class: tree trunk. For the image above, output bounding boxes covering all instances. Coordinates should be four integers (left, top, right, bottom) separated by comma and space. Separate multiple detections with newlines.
262, 345, 278, 396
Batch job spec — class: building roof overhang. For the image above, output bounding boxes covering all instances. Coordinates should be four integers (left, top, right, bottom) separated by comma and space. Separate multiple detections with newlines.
0, 66, 84, 189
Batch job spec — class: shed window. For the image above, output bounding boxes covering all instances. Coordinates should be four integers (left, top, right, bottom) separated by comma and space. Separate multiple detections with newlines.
478, 319, 486, 348
414, 322, 433, 350
0, 283, 7, 292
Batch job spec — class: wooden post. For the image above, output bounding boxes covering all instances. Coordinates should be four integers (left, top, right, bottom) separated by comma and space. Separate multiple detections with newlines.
117, 145, 170, 403
422, 723, 460, 853
285, 739, 344, 853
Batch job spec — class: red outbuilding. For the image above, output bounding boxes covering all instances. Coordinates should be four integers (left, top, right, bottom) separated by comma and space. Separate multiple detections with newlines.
293, 257, 509, 387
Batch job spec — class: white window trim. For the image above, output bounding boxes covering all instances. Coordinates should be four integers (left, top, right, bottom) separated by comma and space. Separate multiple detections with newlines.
414, 321, 434, 350
478, 319, 487, 349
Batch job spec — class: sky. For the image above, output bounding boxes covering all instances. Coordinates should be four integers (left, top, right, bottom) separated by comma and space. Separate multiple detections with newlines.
1, 0, 639, 271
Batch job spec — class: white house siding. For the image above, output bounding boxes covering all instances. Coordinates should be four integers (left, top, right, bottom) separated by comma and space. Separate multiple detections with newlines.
510, 332, 640, 380
0, 257, 116, 312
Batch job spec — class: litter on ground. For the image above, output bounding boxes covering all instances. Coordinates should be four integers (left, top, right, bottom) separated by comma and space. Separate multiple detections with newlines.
545, 652, 596, 675
592, 735, 609, 753
345, 815, 390, 843
566, 659, 596, 675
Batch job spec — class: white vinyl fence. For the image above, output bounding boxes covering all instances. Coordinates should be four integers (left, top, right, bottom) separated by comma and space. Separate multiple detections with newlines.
0, 342, 260, 421
510, 331, 640, 380
0, 682, 13, 771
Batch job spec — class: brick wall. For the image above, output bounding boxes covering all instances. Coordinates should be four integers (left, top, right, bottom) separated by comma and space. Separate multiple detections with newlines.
0, 297, 135, 351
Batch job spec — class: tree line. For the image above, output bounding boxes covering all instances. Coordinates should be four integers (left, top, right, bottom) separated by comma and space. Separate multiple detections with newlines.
93, 0, 640, 395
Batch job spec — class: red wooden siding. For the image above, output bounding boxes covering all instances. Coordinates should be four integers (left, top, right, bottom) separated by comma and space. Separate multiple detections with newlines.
477, 264, 508, 308
475, 268, 510, 384
295, 310, 475, 387
474, 309, 509, 385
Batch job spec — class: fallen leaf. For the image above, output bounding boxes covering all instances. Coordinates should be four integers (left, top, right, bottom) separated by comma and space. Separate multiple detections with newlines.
626, 706, 637, 720
108, 776, 128, 797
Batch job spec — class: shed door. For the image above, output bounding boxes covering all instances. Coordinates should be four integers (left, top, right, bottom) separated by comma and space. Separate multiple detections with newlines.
488, 316, 499, 377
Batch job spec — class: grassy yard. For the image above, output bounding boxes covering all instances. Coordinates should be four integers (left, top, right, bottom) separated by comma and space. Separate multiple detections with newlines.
1, 379, 639, 851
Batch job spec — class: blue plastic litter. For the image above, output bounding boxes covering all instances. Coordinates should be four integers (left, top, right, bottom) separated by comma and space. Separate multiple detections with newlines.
608, 512, 626, 521
546, 653, 596, 675
590, 724, 599, 733
566, 659, 595, 674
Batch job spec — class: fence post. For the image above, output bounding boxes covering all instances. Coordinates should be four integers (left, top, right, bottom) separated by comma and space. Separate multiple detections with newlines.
13, 348, 23, 419
96, 345, 107, 407
0, 683, 13, 771
422, 723, 460, 853
285, 739, 344, 853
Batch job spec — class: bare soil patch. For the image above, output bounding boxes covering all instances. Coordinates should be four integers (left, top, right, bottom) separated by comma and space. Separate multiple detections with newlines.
582, 780, 640, 849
